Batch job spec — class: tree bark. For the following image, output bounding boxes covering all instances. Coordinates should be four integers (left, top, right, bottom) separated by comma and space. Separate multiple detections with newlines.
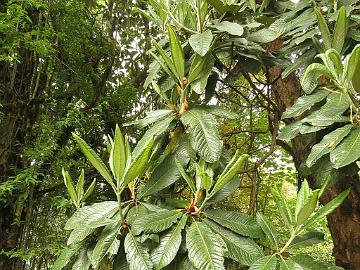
267, 42, 360, 269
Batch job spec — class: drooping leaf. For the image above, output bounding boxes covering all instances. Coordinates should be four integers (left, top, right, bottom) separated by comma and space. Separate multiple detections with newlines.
277, 121, 303, 141
256, 213, 278, 249
249, 255, 277, 270
72, 248, 91, 270
67, 227, 95, 246
189, 30, 213, 56
91, 221, 119, 267
65, 201, 118, 230
300, 63, 335, 94
186, 221, 226, 270
304, 188, 350, 228
205, 209, 262, 238
282, 91, 328, 119
248, 29, 281, 43
151, 215, 187, 269
188, 54, 213, 83
72, 133, 114, 185
279, 258, 303, 270
181, 108, 222, 163
139, 155, 182, 198
132, 115, 175, 160
124, 229, 153, 270
288, 231, 325, 249
199, 105, 239, 119
301, 114, 349, 127
132, 210, 183, 235
210, 154, 249, 196
213, 21, 244, 36
306, 125, 352, 167
52, 243, 82, 270
330, 127, 360, 169
128, 110, 174, 129
291, 254, 331, 270
282, 50, 317, 79
204, 219, 263, 266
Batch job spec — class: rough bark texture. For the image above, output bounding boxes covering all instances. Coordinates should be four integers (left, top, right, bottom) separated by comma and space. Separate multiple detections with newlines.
268, 39, 360, 270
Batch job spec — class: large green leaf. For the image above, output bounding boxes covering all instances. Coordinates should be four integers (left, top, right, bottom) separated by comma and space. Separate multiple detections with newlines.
301, 114, 349, 127
175, 158, 196, 194
249, 255, 277, 270
306, 125, 352, 167
139, 155, 182, 198
205, 209, 262, 238
72, 133, 114, 185
314, 7, 332, 50
76, 169, 85, 200
210, 154, 249, 197
345, 45, 360, 91
279, 258, 303, 270
189, 30, 213, 56
122, 139, 154, 188
296, 190, 319, 227
277, 121, 303, 141
110, 124, 126, 182
301, 63, 335, 94
129, 110, 174, 129
288, 231, 325, 250
125, 229, 153, 270
65, 201, 118, 230
52, 243, 82, 270
132, 115, 175, 160
132, 210, 183, 235
62, 169, 77, 204
152, 39, 178, 81
282, 91, 328, 119
181, 108, 222, 163
151, 214, 187, 269
332, 6, 347, 53
72, 248, 91, 270
204, 219, 263, 266
168, 26, 185, 79
186, 221, 226, 270
91, 221, 119, 267
291, 254, 330, 270
256, 213, 278, 249
304, 188, 350, 228
295, 180, 310, 219
213, 21, 243, 36
200, 105, 239, 120
270, 187, 293, 230
330, 127, 360, 168
248, 29, 280, 43
67, 227, 95, 246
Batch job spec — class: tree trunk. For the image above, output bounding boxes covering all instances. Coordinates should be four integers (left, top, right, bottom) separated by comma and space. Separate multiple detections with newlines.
268, 54, 360, 269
